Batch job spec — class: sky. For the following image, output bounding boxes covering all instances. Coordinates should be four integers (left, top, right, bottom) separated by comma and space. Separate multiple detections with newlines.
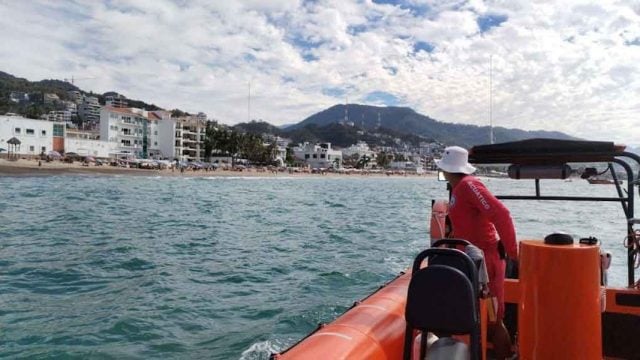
1, 0, 639, 144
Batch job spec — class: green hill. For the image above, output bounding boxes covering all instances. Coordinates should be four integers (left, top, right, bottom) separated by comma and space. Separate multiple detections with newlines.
289, 104, 577, 148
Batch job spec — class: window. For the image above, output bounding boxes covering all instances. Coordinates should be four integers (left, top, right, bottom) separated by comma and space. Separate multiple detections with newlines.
29, 146, 35, 152
313, 154, 317, 159
154, 130, 158, 135
26, 129, 35, 135
305, 154, 310, 159
41, 130, 46, 136
53, 124, 64, 136
41, 146, 46, 152
320, 154, 326, 159
14, 127, 20, 134
154, 142, 157, 146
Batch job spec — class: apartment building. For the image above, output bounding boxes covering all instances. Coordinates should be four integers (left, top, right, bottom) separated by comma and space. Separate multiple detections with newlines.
78, 96, 101, 125
44, 110, 72, 123
99, 107, 174, 159
104, 92, 128, 108
174, 115, 207, 161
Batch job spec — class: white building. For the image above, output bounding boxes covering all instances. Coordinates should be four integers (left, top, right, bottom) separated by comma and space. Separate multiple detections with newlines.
44, 110, 72, 123
294, 142, 342, 169
99, 107, 174, 159
342, 141, 375, 158
0, 115, 65, 156
389, 161, 425, 174
63, 129, 113, 158
174, 115, 207, 161
64, 138, 116, 158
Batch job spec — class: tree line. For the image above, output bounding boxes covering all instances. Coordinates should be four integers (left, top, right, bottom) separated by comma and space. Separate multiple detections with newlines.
203, 122, 279, 166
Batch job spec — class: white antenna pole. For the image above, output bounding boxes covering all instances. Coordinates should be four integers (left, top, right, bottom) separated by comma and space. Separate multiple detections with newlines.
489, 55, 494, 144
345, 96, 349, 123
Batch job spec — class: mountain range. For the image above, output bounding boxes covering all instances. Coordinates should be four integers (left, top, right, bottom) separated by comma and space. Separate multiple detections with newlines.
284, 104, 576, 148
1, 70, 577, 148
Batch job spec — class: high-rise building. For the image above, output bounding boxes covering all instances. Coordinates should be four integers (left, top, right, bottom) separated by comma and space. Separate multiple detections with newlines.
78, 96, 101, 126
174, 114, 207, 161
100, 107, 171, 159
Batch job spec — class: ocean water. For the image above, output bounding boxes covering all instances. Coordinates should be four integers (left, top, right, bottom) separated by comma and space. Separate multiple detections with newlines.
0, 175, 632, 359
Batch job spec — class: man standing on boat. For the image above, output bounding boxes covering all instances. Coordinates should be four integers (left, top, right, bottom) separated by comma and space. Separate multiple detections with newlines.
435, 146, 517, 360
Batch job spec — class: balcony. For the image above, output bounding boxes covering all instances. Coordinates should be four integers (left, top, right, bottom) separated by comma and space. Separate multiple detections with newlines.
119, 132, 140, 138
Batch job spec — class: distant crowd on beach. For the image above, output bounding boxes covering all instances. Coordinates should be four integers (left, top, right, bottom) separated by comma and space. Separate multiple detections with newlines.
0, 156, 438, 178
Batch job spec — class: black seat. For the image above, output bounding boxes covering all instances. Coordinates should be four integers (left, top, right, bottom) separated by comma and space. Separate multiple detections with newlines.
432, 238, 472, 249
403, 248, 481, 360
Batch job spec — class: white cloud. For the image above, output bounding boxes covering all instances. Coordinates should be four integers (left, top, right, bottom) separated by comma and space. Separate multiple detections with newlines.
0, 0, 639, 144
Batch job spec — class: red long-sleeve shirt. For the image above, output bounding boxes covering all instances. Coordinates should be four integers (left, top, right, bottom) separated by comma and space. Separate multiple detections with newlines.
448, 175, 518, 259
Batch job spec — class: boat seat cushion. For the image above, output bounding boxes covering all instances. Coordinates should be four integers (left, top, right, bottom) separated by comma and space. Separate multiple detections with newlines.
427, 337, 468, 360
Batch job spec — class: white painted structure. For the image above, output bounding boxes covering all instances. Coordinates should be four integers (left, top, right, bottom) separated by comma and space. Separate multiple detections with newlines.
100, 106, 173, 159
155, 111, 176, 160
342, 141, 375, 158
174, 115, 207, 161
64, 138, 117, 158
294, 142, 342, 169
0, 115, 65, 155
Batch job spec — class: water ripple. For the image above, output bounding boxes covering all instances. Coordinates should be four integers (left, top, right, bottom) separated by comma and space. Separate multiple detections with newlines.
0, 176, 629, 359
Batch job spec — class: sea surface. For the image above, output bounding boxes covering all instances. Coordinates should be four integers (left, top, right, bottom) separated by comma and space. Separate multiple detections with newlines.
0, 175, 633, 359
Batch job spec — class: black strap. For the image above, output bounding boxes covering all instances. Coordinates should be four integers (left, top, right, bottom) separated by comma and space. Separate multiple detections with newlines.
497, 240, 506, 260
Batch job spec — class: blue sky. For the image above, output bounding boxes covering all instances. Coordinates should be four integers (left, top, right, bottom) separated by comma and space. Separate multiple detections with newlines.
0, 0, 639, 144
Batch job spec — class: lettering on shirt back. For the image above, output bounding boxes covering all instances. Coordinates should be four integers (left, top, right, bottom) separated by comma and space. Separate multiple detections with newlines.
467, 181, 491, 210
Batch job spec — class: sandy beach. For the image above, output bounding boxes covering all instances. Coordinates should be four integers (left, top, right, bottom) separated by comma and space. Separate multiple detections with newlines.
0, 158, 437, 179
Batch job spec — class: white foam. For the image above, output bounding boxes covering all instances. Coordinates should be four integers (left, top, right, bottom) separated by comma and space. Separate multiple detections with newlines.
239, 340, 282, 360
201, 176, 300, 180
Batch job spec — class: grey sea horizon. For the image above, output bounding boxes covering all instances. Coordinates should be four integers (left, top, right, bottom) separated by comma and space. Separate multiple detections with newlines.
0, 176, 630, 359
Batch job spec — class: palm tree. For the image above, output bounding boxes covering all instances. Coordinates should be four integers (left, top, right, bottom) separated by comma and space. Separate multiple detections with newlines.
356, 154, 371, 169
203, 121, 219, 161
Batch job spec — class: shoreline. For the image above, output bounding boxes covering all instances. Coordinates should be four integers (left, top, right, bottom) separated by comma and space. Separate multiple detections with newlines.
0, 159, 438, 179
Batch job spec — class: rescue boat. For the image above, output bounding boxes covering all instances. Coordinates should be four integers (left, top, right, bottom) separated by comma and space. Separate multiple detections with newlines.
271, 139, 640, 360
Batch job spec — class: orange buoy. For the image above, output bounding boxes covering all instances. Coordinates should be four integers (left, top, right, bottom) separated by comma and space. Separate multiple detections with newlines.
430, 199, 449, 244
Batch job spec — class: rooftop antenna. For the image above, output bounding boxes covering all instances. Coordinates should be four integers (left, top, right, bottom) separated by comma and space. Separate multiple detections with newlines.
489, 55, 494, 144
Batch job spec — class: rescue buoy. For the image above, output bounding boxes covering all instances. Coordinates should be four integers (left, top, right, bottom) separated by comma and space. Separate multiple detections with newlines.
430, 199, 449, 244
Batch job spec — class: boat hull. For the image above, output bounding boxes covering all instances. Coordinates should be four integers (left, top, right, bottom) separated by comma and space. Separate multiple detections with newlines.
274, 273, 411, 360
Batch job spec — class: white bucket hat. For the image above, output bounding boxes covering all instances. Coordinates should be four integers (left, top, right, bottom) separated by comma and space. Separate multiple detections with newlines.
435, 146, 476, 174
